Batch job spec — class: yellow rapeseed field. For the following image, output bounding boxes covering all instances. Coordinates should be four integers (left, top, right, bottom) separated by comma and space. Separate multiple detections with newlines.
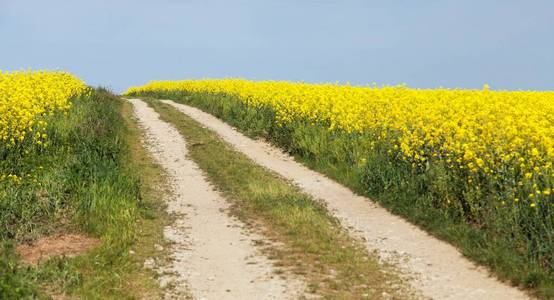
0, 70, 87, 182
126, 79, 554, 207
0, 70, 87, 147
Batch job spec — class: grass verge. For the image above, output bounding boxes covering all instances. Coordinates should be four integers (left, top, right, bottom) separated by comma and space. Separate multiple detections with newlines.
145, 98, 415, 300
0, 90, 169, 299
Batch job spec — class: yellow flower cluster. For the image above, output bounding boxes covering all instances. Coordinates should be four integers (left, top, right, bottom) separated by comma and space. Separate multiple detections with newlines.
0, 173, 22, 184
126, 79, 554, 206
0, 70, 87, 147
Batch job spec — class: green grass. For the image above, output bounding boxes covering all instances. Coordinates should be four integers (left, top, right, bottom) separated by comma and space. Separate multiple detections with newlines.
131, 90, 554, 299
145, 98, 415, 300
0, 90, 169, 299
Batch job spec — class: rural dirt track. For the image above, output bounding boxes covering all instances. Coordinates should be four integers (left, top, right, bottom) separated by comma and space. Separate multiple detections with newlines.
129, 99, 304, 300
163, 99, 531, 300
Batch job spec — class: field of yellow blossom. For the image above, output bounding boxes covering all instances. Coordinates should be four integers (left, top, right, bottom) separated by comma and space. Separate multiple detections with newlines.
0, 70, 87, 183
0, 71, 87, 148
126, 79, 554, 294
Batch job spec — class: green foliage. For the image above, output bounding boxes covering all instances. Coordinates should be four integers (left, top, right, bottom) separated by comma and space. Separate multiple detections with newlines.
0, 243, 43, 299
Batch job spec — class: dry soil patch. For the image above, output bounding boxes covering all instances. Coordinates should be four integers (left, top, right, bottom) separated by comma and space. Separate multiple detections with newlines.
17, 234, 100, 265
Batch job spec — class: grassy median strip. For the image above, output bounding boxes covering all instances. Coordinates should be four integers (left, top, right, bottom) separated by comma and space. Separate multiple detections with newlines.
145, 98, 414, 300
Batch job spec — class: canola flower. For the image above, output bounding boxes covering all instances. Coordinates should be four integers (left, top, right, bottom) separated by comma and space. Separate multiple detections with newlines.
126, 79, 554, 207
0, 70, 87, 148
0, 70, 87, 183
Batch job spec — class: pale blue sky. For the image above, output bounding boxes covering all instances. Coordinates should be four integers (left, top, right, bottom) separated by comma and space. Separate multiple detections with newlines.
1, 0, 553, 92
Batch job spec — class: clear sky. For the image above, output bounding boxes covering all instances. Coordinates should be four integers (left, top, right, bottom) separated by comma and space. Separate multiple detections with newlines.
1, 0, 553, 93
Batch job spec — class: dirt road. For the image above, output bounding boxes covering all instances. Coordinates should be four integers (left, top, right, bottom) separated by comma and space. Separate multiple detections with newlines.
129, 99, 303, 299
162, 99, 530, 300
